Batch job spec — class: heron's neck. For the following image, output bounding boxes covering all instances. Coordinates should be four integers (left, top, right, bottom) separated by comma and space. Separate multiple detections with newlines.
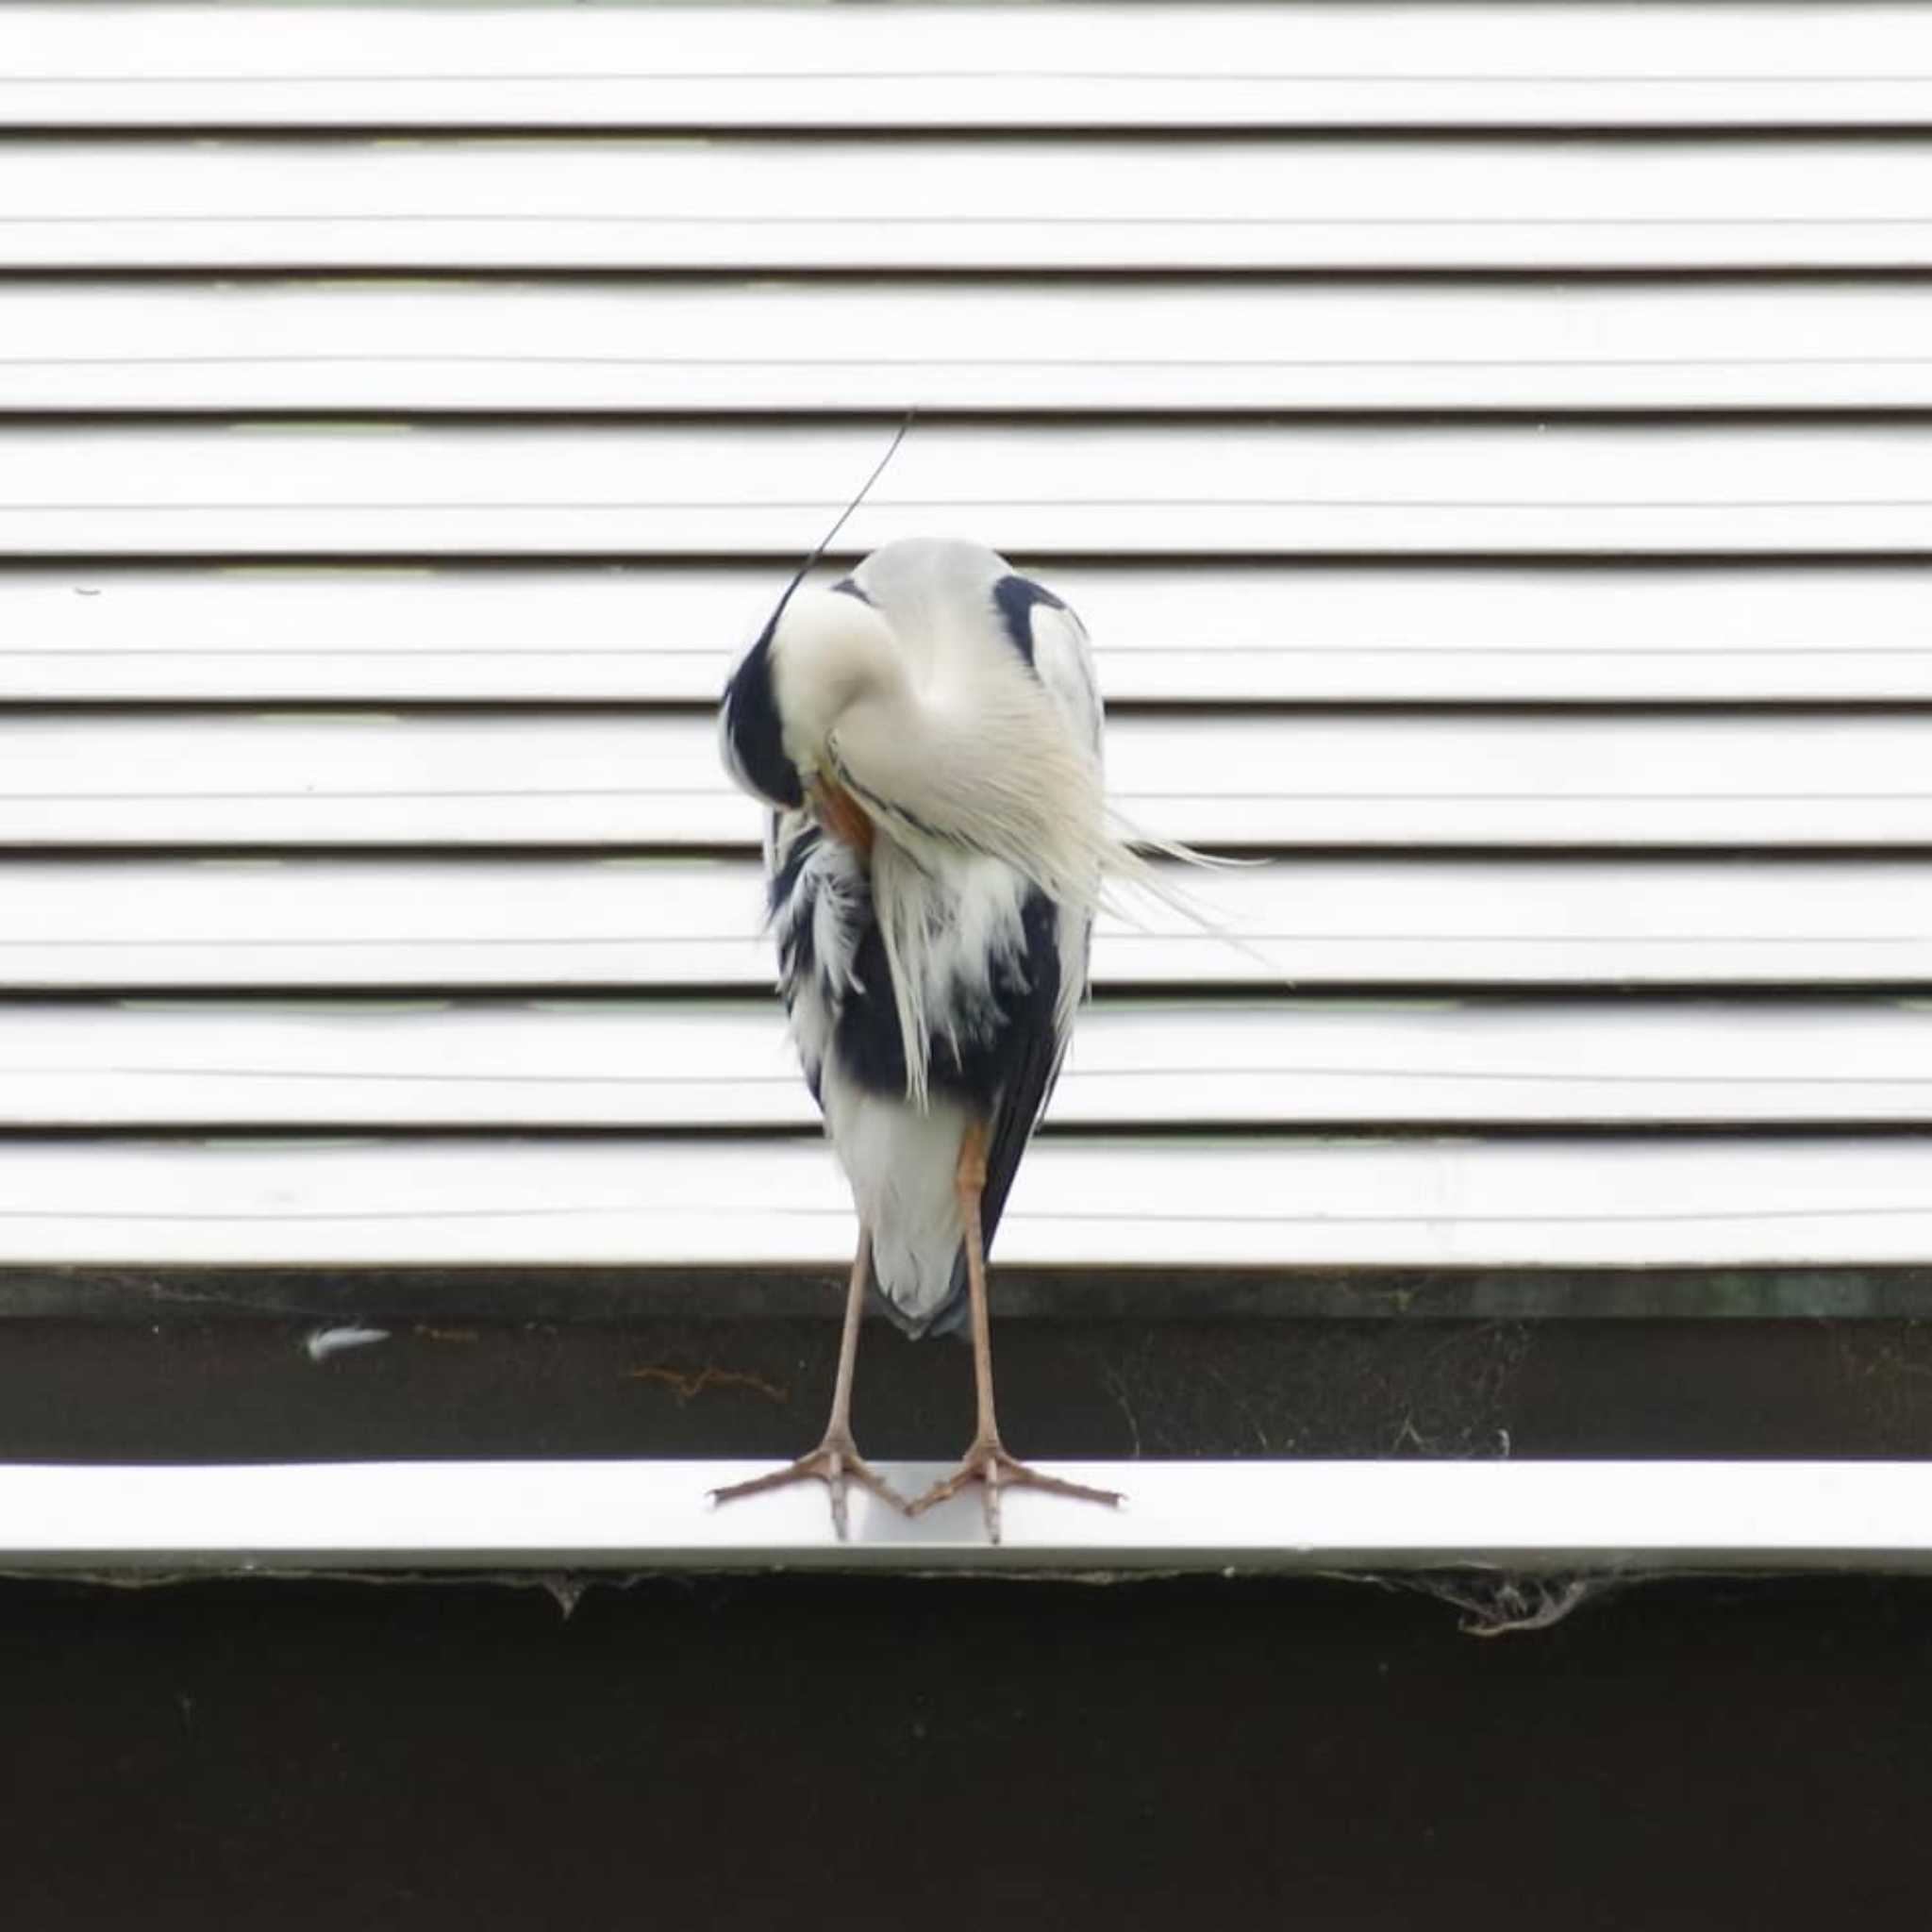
771, 593, 913, 779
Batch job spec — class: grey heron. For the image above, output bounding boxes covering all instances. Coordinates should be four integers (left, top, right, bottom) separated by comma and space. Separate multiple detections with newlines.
713, 535, 1136, 1542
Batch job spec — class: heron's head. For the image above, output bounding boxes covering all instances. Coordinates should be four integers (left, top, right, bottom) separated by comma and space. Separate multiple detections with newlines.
719, 583, 905, 846
768, 588, 906, 784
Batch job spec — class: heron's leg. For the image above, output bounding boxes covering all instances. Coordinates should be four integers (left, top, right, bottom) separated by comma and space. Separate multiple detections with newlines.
907, 1120, 1123, 1544
709, 1231, 908, 1539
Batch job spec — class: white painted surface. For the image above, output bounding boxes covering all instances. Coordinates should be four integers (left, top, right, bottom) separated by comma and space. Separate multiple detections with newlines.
0, 1135, 1928, 1267
7, 709, 1932, 847
7, 997, 1932, 1128
24, 281, 1932, 412
0, 858, 1926, 988
10, 423, 1932, 556
0, 1459, 1928, 1574
6, 565, 1932, 704
8, 5, 1929, 129
12, 139, 1932, 272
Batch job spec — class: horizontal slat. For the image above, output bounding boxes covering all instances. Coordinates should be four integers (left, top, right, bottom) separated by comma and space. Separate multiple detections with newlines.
11, 710, 1932, 848
10, 139, 1932, 272
0, 1135, 1927, 1266
8, 424, 1932, 557
8, 6, 1930, 131
9, 1460, 1932, 1575
8, 564, 1932, 705
11, 997, 1932, 1129
25, 280, 1932, 412
0, 858, 1925, 990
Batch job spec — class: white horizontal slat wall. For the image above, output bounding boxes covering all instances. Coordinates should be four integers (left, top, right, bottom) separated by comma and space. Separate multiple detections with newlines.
21, 283, 1932, 415
9, 1000, 1932, 1130
8, 857, 1932, 989
11, 567, 1932, 704
9, 6, 1932, 130
18, 140, 1932, 272
19, 424, 1932, 555
10, 712, 1932, 846
4, 4, 1932, 1285
3, 1139, 1930, 1271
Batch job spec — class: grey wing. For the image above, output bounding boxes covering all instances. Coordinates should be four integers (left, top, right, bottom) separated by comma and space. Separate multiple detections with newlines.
975, 886, 1075, 1263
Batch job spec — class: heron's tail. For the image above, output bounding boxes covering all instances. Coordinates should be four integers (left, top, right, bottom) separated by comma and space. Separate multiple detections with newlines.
867, 1249, 971, 1341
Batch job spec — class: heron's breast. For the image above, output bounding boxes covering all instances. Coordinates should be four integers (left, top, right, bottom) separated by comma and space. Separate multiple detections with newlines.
809, 777, 874, 858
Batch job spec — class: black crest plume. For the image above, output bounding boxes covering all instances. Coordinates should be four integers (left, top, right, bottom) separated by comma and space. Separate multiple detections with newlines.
765, 412, 917, 631
719, 414, 917, 811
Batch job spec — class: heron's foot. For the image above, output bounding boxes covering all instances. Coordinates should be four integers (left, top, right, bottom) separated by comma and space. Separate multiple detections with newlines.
907, 1436, 1124, 1545
708, 1432, 908, 1541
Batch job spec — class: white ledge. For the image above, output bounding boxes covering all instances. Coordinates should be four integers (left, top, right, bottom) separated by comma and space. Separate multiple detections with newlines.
0, 1460, 1927, 1576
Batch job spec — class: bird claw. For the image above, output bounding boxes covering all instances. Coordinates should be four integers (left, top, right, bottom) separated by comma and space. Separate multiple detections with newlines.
709, 1434, 909, 1541
907, 1438, 1124, 1545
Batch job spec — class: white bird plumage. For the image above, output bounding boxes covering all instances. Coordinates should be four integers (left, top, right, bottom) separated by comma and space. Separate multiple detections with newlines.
714, 535, 1130, 1540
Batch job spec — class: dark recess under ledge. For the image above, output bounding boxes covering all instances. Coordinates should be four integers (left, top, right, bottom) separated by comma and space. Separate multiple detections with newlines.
0, 1309, 1929, 1466
4, 1259, 1931, 1323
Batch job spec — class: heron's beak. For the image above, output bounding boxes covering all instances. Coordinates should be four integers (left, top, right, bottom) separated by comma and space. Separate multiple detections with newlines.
808, 776, 875, 856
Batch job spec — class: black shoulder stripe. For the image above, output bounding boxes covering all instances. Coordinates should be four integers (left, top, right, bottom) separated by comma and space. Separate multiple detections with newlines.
720, 626, 804, 809
991, 574, 1066, 674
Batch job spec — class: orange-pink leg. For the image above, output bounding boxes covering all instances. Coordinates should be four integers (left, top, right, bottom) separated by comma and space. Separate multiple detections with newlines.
908, 1120, 1124, 1544
710, 1232, 908, 1540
